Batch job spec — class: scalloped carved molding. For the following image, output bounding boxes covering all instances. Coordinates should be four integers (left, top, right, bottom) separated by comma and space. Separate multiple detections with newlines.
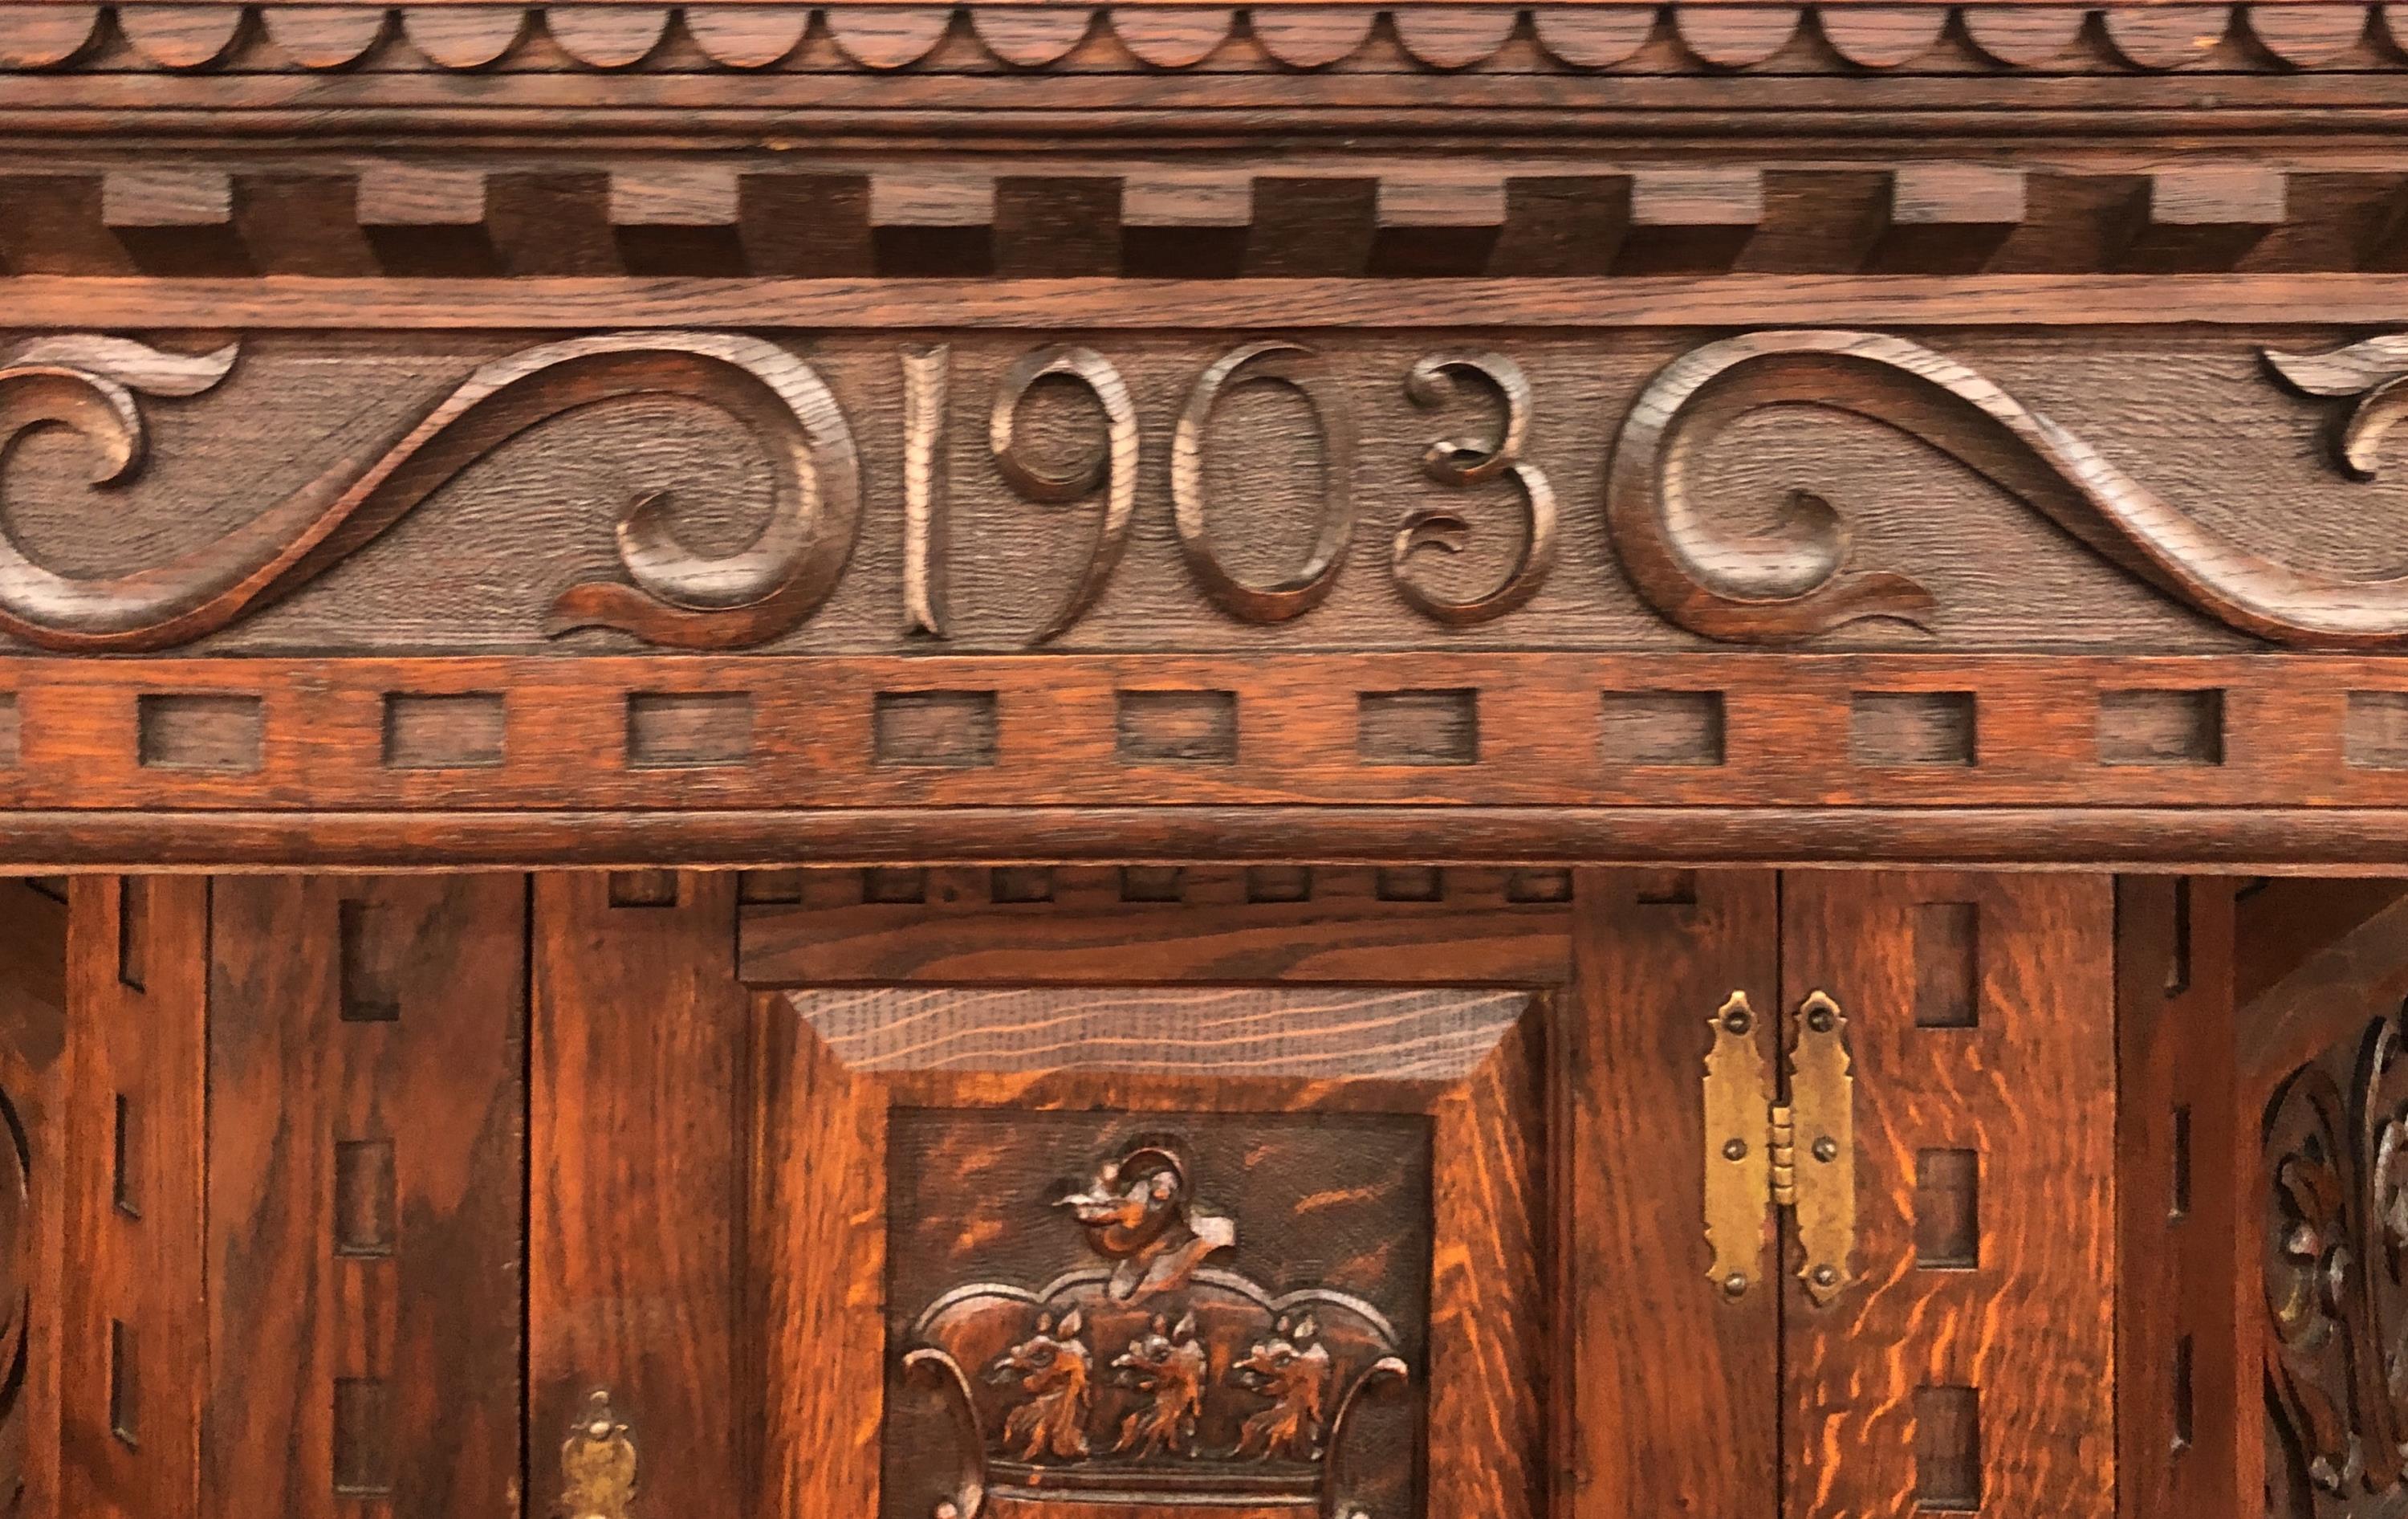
0, 3, 2397, 76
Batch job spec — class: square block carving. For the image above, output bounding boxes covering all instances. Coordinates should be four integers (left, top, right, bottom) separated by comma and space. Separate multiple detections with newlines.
1357, 690, 1478, 767
1600, 690, 1723, 767
759, 984, 1548, 1519
2345, 690, 2408, 769
383, 692, 505, 770
628, 692, 753, 768
136, 694, 262, 772
1117, 690, 1238, 765
2097, 688, 2223, 767
1851, 691, 1975, 767
876, 690, 999, 768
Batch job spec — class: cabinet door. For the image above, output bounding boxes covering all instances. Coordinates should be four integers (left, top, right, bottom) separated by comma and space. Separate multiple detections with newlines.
1780, 873, 2118, 1519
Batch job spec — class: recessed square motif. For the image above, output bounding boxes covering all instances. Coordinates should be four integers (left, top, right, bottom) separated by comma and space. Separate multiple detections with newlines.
882, 1109, 1430, 1519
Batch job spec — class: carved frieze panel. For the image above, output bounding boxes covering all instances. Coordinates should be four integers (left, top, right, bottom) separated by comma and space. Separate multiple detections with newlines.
8, 325, 2408, 658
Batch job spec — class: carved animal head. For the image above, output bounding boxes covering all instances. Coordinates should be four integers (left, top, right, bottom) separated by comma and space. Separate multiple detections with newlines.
987, 1309, 1091, 1394
1111, 1312, 1201, 1387
1058, 1146, 1190, 1260
1230, 1314, 1328, 1398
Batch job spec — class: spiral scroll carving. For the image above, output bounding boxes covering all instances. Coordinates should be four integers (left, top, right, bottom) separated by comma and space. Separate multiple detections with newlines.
0, 332, 859, 652
1608, 328, 2408, 650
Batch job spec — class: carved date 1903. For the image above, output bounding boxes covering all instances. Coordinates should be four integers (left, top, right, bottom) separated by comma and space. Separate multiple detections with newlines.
5, 328, 2408, 654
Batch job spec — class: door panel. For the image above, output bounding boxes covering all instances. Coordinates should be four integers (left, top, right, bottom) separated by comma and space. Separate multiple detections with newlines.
63, 878, 206, 1519
530, 870, 753, 1516
1781, 872, 2117, 1519
204, 877, 526, 1519
1568, 868, 1782, 1517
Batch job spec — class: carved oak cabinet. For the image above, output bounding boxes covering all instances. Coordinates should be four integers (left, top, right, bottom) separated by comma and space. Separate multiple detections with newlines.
5, 2, 2408, 1517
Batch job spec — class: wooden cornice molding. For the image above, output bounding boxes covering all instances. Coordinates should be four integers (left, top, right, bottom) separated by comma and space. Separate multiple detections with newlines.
0, 2, 2396, 78
2, 163, 2400, 276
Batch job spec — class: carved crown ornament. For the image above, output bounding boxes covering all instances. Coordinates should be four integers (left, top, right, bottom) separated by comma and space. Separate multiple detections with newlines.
899, 1138, 1411, 1519
7, 326, 2408, 656
1, 3, 2401, 79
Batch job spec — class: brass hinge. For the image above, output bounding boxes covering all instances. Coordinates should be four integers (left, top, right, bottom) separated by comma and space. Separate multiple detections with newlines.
1703, 990, 1857, 1307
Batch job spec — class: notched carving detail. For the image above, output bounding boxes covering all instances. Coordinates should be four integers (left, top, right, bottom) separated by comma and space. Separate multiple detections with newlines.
0, 332, 859, 652
901, 1135, 1409, 1517
1611, 328, 2408, 650
1393, 351, 1557, 626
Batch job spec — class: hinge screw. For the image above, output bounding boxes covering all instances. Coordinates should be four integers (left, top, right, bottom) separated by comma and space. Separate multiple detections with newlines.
1723, 1008, 1752, 1035
1807, 1007, 1835, 1033
1723, 1273, 1750, 1299
1723, 1138, 1749, 1161
1812, 1264, 1839, 1289
1813, 1136, 1840, 1163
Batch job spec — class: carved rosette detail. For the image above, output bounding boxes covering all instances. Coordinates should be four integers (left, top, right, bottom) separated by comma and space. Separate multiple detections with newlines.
2266, 1010, 2408, 1512
1608, 328, 2408, 650
901, 1138, 1409, 1519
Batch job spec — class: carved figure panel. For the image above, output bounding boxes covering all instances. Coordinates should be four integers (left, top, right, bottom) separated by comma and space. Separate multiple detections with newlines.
12, 328, 2408, 658
884, 1113, 1429, 1519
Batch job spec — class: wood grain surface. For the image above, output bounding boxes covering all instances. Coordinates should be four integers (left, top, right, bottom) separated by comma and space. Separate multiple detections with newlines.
1566, 869, 1781, 1516
529, 871, 753, 1517
61, 879, 205, 1519
1781, 871, 2117, 1518
203, 877, 524, 1519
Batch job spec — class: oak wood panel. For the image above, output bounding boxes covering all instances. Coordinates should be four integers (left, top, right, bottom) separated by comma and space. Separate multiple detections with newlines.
1568, 869, 1781, 1518
203, 877, 525, 1519
2116, 879, 2251, 1519
530, 870, 751, 1519
753, 995, 883, 1516
0, 880, 64, 1518
1782, 871, 2117, 1519
62, 879, 206, 1519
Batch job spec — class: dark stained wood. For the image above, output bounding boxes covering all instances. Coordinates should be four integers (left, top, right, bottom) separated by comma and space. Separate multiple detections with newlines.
3, 2, 2406, 1513
530, 870, 751, 1519
1567, 869, 1780, 1516
1782, 871, 2117, 1519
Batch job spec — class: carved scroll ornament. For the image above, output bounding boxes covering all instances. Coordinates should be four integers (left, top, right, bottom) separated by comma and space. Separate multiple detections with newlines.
2266, 1010, 2408, 1512
18, 327, 2408, 654
1608, 328, 2408, 650
0, 332, 859, 652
